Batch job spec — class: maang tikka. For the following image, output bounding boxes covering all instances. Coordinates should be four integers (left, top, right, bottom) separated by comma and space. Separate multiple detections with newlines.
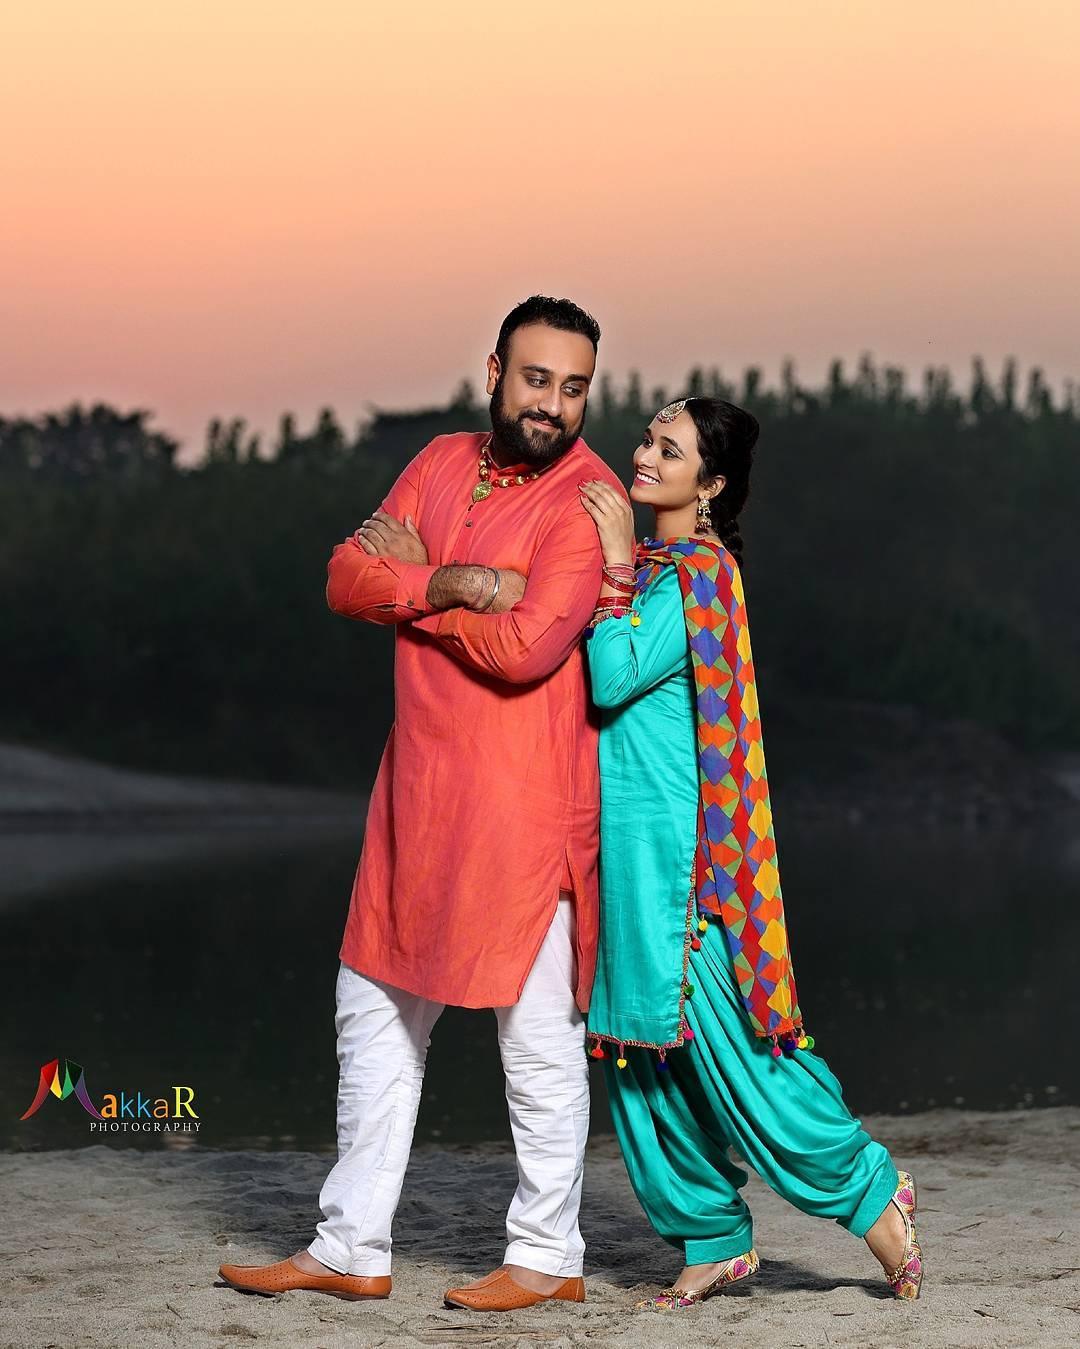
656, 399, 688, 423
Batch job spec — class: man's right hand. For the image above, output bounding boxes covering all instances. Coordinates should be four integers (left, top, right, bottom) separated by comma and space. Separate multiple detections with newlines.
354, 510, 428, 564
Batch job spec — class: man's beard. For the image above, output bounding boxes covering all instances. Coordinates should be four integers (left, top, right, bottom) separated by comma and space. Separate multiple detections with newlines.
488, 377, 585, 467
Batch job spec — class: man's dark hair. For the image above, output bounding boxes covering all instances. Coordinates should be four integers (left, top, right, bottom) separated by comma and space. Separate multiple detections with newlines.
494, 295, 601, 369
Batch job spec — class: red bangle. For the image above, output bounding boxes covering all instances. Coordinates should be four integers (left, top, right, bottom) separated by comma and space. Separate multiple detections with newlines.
603, 567, 636, 590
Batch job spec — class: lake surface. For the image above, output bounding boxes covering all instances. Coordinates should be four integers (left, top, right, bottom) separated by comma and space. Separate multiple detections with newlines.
3, 818, 1078, 1151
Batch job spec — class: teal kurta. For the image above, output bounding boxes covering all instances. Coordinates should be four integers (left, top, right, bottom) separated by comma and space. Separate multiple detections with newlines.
584, 552, 898, 1261
585, 566, 699, 1049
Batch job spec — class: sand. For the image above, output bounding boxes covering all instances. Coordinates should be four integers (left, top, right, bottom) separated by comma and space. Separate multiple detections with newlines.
4, 1109, 1079, 1349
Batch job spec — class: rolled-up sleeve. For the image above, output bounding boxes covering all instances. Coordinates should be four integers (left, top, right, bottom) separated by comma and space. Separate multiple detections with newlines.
411, 504, 604, 684
325, 442, 442, 624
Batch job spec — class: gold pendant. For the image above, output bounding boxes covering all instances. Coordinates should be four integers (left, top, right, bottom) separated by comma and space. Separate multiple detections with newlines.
471, 482, 494, 503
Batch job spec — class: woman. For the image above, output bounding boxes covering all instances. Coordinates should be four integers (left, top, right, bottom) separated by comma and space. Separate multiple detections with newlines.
577, 397, 923, 1311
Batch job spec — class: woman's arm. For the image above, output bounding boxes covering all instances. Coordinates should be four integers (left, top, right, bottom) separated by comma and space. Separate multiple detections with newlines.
586, 567, 691, 708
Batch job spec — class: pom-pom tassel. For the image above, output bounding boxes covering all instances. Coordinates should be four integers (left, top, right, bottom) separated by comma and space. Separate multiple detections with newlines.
616, 1043, 627, 1069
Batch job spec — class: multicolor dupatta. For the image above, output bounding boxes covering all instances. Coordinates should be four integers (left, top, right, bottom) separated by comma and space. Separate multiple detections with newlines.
635, 535, 806, 1051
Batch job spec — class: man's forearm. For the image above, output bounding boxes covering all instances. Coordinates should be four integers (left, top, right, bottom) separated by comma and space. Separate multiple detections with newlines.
426, 565, 490, 612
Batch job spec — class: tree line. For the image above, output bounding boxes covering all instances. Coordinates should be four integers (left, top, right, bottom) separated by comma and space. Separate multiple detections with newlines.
1, 356, 1076, 788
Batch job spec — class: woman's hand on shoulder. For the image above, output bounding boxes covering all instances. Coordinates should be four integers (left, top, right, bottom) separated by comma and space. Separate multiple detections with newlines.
578, 480, 636, 567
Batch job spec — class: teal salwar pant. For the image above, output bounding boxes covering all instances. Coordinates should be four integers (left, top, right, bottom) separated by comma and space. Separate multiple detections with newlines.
602, 931, 898, 1263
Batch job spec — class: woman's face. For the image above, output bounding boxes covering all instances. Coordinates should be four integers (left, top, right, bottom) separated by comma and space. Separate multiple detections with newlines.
630, 408, 724, 510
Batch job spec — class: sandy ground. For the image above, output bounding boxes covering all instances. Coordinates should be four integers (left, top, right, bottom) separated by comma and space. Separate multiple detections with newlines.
3, 1110, 1078, 1349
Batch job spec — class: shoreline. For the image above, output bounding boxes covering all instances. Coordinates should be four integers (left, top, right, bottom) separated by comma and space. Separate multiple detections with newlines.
2, 721, 1077, 836
0, 740, 367, 823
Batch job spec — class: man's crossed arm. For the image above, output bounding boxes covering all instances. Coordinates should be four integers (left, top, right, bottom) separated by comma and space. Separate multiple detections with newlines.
326, 508, 525, 621
325, 440, 607, 684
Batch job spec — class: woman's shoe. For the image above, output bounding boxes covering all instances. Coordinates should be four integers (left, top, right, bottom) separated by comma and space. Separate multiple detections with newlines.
634, 1249, 759, 1311
885, 1170, 924, 1300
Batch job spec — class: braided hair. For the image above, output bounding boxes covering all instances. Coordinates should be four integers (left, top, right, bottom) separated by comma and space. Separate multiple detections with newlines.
682, 397, 759, 567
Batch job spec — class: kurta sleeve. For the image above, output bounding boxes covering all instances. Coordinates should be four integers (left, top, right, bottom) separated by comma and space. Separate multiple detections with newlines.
325, 441, 443, 624
410, 503, 604, 684
585, 566, 689, 708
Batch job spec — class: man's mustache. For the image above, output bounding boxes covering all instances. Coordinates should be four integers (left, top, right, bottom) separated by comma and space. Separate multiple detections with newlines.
520, 412, 564, 430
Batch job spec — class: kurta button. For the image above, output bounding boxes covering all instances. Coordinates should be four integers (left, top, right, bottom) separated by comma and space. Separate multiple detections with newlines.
465, 520, 473, 527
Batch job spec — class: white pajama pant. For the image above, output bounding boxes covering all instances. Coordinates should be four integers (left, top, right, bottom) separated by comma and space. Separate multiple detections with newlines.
307, 897, 589, 1278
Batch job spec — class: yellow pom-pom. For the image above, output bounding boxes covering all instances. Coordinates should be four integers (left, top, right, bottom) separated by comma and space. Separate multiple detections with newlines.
697, 918, 708, 932
797, 1036, 809, 1049
629, 613, 641, 626
616, 1057, 628, 1069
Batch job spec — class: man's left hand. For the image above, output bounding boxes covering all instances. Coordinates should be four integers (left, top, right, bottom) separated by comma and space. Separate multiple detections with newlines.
354, 510, 428, 564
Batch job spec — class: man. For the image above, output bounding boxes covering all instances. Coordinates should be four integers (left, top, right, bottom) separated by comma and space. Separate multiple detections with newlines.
219, 296, 628, 1311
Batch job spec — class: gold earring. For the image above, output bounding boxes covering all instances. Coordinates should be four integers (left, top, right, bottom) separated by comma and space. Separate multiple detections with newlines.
696, 496, 712, 532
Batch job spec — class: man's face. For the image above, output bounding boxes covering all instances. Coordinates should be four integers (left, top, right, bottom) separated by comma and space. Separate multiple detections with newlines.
486, 322, 596, 465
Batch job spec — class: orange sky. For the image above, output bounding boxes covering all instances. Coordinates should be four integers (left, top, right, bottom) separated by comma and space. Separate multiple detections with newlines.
2, 1, 1077, 457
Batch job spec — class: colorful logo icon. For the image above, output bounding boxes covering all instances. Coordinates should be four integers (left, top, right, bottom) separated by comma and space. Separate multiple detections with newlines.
20, 1058, 104, 1120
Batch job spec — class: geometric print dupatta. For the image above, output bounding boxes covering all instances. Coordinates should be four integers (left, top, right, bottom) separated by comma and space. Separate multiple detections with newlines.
636, 536, 807, 1051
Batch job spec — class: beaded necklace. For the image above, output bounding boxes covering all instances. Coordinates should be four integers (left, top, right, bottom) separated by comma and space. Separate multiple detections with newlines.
464, 435, 559, 526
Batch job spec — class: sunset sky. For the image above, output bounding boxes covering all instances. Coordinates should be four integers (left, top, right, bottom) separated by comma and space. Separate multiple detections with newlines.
3, 1, 1077, 458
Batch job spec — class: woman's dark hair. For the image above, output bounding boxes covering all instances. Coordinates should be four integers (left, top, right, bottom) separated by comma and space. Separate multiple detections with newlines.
495, 295, 601, 368
682, 397, 759, 566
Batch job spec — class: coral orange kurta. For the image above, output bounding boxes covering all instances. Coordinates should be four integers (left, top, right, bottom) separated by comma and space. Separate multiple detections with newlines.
327, 430, 627, 1011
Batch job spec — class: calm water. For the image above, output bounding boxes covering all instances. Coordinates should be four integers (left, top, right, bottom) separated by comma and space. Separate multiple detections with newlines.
3, 819, 1078, 1151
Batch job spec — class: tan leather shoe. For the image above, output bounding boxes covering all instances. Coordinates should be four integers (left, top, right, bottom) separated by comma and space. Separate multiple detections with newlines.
444, 1266, 586, 1310
218, 1254, 391, 1301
